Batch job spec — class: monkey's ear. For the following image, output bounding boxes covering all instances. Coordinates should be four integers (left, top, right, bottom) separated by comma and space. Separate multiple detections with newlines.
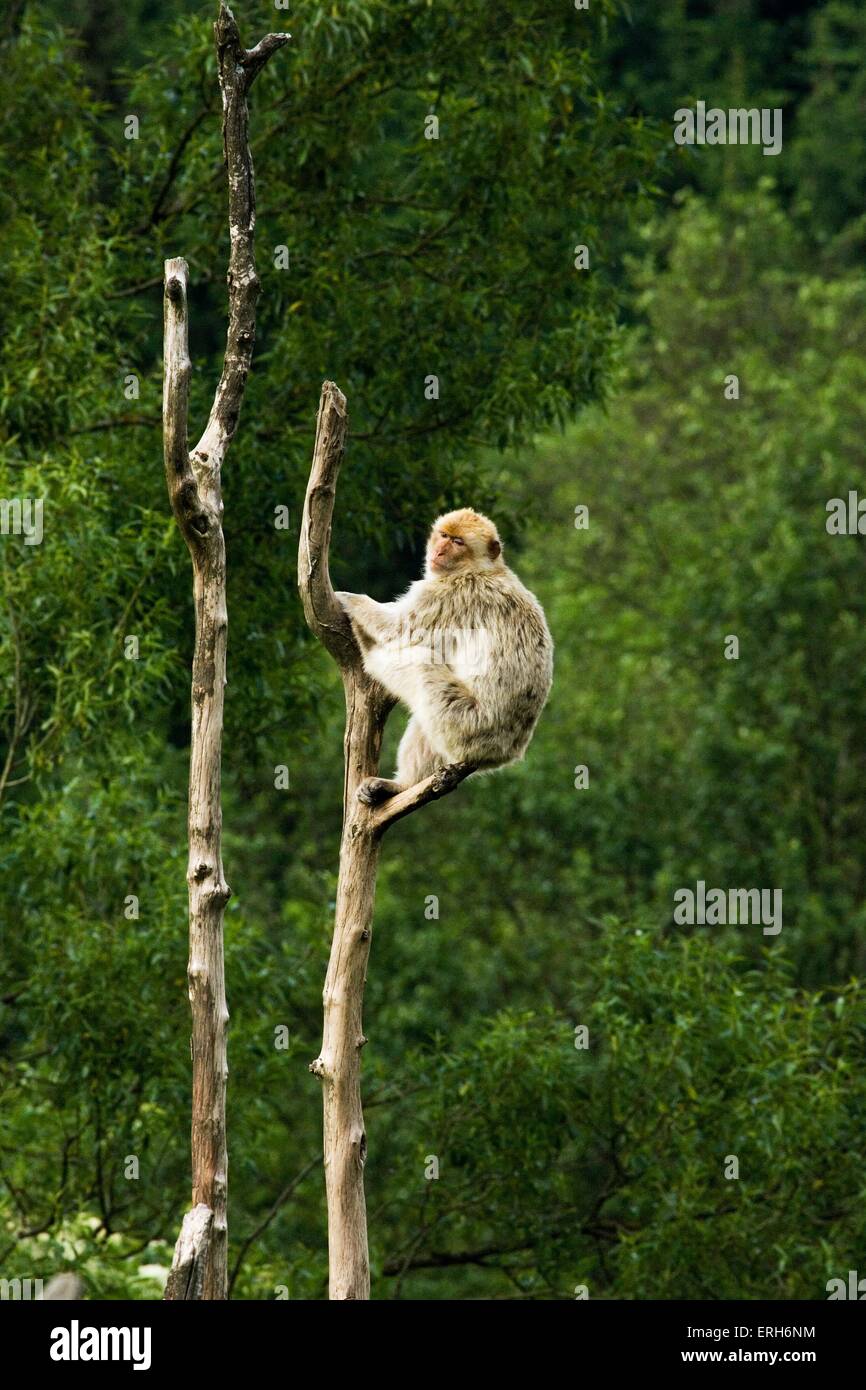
488, 538, 501, 560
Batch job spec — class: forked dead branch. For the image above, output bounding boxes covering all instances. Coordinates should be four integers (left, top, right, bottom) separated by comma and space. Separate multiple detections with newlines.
161, 3, 289, 1301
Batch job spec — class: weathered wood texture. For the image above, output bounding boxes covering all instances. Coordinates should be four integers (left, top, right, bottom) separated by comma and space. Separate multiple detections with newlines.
164, 1204, 215, 1301
162, 3, 288, 1301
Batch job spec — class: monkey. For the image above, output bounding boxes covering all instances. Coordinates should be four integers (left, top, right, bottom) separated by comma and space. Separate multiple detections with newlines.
335, 507, 553, 805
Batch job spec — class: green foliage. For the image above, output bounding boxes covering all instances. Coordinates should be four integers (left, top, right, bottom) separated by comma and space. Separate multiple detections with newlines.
789, 2, 866, 250
360, 929, 865, 1299
508, 183, 866, 982
596, 0, 866, 257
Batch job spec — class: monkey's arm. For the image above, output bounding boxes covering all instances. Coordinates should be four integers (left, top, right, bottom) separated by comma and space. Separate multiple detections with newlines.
334, 591, 403, 644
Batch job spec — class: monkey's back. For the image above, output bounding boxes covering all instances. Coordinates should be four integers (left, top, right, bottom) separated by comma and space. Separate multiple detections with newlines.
410, 567, 553, 766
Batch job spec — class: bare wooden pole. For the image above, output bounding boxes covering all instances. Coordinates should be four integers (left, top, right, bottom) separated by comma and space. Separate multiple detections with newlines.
162, 253, 232, 1303
162, 3, 288, 1302
298, 382, 473, 1300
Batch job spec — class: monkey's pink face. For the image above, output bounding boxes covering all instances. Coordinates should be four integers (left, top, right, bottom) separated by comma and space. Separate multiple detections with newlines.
428, 527, 472, 573
428, 528, 478, 578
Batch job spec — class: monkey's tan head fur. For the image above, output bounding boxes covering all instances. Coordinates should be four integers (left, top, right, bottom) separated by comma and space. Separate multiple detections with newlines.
426, 508, 504, 579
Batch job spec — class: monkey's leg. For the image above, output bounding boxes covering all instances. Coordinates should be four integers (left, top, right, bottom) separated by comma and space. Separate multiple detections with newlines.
424, 668, 487, 754
356, 718, 438, 805
395, 716, 438, 785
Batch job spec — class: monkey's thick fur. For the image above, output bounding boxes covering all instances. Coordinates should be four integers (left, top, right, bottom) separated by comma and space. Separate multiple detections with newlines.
337, 508, 553, 802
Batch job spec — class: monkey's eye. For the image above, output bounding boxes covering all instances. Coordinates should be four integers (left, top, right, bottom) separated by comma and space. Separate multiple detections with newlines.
452, 536, 465, 546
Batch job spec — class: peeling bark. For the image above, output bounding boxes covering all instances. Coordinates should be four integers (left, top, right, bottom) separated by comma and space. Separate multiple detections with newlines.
164, 1204, 214, 1301
162, 3, 288, 1302
298, 382, 474, 1300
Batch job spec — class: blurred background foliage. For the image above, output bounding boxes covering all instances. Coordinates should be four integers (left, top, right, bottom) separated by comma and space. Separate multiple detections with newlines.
0, 0, 864, 1299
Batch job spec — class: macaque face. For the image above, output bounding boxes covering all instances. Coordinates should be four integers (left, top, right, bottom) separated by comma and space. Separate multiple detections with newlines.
428, 525, 472, 574
426, 509, 503, 577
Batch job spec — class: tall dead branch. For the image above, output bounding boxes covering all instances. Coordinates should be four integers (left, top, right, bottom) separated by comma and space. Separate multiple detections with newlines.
162, 3, 288, 1301
298, 382, 474, 1300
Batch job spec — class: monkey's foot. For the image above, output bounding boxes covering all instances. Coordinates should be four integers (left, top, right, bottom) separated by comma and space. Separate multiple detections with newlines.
357, 777, 401, 806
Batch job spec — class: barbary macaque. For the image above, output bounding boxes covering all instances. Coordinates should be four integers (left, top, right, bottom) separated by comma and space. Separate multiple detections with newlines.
336, 508, 553, 804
